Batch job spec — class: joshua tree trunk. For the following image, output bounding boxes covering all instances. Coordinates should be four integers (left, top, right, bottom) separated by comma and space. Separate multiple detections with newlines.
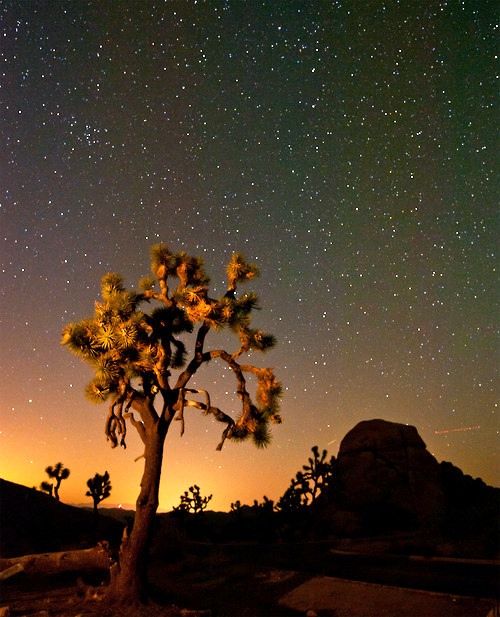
107, 412, 169, 604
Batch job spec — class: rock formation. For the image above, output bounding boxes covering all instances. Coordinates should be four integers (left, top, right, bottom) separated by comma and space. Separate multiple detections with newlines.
320, 419, 499, 557
334, 419, 445, 530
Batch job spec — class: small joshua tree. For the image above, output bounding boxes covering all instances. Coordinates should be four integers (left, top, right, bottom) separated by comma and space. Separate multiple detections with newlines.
61, 244, 282, 604
174, 484, 212, 514
277, 446, 335, 511
86, 471, 112, 514
300, 446, 335, 505
41, 462, 70, 501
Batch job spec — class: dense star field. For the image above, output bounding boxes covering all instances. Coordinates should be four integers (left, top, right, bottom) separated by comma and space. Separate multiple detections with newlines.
1, 1, 497, 510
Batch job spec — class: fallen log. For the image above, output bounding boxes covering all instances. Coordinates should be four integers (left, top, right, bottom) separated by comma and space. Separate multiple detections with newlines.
0, 543, 111, 578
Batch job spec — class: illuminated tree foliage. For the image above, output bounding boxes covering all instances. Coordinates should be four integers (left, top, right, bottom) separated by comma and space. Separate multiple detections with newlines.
86, 471, 112, 514
40, 462, 70, 501
61, 244, 282, 604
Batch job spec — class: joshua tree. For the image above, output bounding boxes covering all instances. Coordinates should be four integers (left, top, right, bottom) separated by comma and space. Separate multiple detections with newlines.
86, 471, 112, 514
174, 484, 212, 514
40, 462, 70, 501
297, 445, 335, 506
277, 446, 335, 511
61, 244, 282, 604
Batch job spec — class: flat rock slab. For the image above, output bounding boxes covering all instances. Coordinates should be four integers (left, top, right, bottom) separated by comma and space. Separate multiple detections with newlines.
279, 576, 496, 617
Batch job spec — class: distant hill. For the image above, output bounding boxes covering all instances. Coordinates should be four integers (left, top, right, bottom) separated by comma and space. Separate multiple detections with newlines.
0, 478, 123, 557
72, 502, 136, 510
71, 504, 137, 525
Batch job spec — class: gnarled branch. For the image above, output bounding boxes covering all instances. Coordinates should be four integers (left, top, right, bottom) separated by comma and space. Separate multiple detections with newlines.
175, 323, 210, 389
174, 386, 235, 450
207, 350, 253, 430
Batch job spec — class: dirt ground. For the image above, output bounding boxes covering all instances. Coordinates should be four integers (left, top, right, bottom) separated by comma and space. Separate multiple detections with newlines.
0, 568, 301, 617
1, 541, 498, 617
1, 566, 498, 617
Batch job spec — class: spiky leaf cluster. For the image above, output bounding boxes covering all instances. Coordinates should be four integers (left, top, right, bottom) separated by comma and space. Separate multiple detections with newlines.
151, 244, 209, 287
237, 327, 276, 355
85, 379, 113, 403
255, 368, 283, 415
227, 252, 259, 289
228, 411, 273, 449
230, 368, 282, 447
100, 273, 125, 298
62, 272, 170, 400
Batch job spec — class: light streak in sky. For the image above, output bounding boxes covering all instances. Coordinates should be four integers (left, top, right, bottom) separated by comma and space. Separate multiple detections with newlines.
434, 425, 481, 435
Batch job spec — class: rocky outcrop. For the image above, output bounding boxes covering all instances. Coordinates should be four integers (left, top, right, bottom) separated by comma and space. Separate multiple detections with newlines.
317, 419, 500, 557
334, 419, 445, 530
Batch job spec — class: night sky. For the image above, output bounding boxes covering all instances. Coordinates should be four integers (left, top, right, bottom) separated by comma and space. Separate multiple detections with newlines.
1, 1, 497, 511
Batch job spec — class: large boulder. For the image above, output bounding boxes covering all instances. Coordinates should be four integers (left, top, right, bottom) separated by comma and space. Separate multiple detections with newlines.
334, 419, 445, 531
312, 419, 499, 556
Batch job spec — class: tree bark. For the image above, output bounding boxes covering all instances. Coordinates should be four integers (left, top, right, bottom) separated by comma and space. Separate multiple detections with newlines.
0, 545, 111, 579
106, 418, 168, 604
